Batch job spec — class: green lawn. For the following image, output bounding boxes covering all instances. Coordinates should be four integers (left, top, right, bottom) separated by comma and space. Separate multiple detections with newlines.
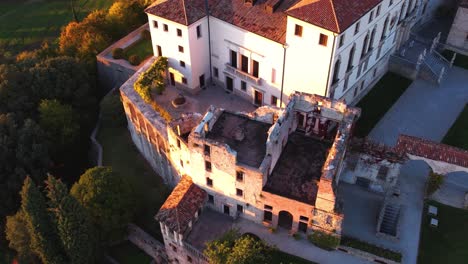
97, 92, 170, 242
108, 241, 152, 264
0, 0, 115, 55
418, 201, 468, 264
442, 50, 468, 70
354, 73, 412, 137
270, 249, 318, 264
442, 104, 468, 150
124, 37, 153, 61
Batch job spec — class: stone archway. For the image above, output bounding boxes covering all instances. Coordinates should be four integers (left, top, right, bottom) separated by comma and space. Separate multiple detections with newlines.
278, 211, 293, 230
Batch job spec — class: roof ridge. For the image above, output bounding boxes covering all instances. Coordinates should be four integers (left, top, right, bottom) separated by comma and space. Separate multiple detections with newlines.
328, 0, 340, 32
181, 0, 189, 25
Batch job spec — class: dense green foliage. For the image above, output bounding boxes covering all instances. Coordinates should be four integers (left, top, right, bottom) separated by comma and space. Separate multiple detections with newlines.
341, 236, 402, 262
5, 211, 34, 263
307, 230, 340, 250
128, 54, 141, 66
112, 48, 124, 59
100, 92, 127, 127
442, 104, 468, 150
418, 201, 468, 264
426, 171, 444, 196
70, 167, 136, 243
108, 241, 152, 264
134, 56, 168, 102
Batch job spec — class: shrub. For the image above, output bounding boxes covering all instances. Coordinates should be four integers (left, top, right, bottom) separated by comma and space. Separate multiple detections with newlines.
112, 48, 124, 59
340, 236, 402, 262
128, 55, 141, 66
427, 171, 444, 196
141, 30, 151, 40
307, 230, 340, 250
268, 227, 277, 233
134, 56, 168, 103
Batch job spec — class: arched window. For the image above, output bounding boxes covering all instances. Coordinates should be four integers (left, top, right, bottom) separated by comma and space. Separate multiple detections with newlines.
361, 33, 369, 58
332, 59, 341, 84
381, 16, 389, 41
347, 46, 355, 71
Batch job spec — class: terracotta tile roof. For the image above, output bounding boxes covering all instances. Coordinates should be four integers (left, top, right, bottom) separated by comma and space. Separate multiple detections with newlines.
146, 0, 382, 42
155, 176, 207, 233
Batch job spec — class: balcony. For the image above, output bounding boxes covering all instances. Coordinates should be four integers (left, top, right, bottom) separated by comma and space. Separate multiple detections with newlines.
225, 63, 262, 86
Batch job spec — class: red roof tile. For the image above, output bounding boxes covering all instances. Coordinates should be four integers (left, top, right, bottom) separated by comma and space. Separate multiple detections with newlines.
155, 176, 207, 233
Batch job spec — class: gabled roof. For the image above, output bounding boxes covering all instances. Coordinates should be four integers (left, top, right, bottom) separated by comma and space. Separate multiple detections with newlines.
145, 0, 206, 26
155, 176, 206, 233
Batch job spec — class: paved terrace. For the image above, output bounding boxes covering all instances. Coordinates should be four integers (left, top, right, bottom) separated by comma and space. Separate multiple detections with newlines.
263, 132, 332, 204
153, 83, 256, 119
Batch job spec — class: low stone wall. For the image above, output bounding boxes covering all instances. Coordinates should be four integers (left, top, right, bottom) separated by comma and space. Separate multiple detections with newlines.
127, 223, 168, 264
338, 246, 400, 264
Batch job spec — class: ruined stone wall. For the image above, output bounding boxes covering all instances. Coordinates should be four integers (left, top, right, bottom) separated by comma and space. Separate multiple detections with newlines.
127, 224, 168, 263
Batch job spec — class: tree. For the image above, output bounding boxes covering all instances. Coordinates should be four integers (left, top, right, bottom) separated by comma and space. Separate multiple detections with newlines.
71, 167, 136, 242
5, 211, 34, 263
20, 177, 66, 264
204, 230, 273, 264
38, 99, 80, 160
106, 0, 146, 38
46, 175, 97, 264
100, 92, 127, 128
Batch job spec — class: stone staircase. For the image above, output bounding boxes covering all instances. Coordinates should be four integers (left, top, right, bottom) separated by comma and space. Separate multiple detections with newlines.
378, 203, 401, 237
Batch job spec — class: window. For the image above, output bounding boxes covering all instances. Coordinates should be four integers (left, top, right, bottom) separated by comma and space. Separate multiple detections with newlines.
389, 0, 393, 6
171, 244, 177, 252
319, 33, 328, 46
376, 5, 381, 16
204, 144, 210, 156
240, 80, 247, 91
180, 160, 184, 167
187, 256, 192, 263
354, 21, 360, 35
271, 68, 276, 83
237, 204, 244, 214
241, 55, 249, 72
347, 46, 355, 71
263, 211, 272, 222
208, 194, 214, 203
332, 59, 341, 84
300, 216, 309, 221
377, 166, 389, 181
271, 96, 278, 106
236, 188, 243, 197
230, 50, 237, 68
294, 24, 303, 37
347, 155, 358, 171
339, 34, 345, 47
206, 177, 213, 186
236, 171, 244, 181
213, 67, 219, 78
178, 45, 184, 53
153, 20, 158, 28
205, 161, 212, 172
298, 222, 308, 233
368, 11, 374, 23
252, 60, 259, 78
157, 45, 162, 56
264, 205, 273, 210
182, 77, 187, 84
196, 25, 202, 38
180, 60, 185, 68
177, 139, 181, 148
163, 24, 168, 32
326, 215, 333, 225
223, 205, 230, 215
177, 28, 182, 37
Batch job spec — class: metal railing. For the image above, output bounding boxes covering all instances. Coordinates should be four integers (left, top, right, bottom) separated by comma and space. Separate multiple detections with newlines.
224, 63, 262, 86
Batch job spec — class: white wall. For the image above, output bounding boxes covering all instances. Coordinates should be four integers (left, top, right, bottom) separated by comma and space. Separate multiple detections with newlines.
188, 18, 211, 90
447, 6, 468, 52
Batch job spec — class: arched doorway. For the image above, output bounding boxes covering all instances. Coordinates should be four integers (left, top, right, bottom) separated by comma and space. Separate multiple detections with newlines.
278, 211, 293, 230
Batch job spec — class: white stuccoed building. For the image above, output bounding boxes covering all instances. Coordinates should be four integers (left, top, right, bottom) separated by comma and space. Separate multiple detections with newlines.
145, 0, 436, 106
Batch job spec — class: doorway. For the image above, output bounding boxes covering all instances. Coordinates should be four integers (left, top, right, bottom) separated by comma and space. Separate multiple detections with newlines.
278, 211, 293, 230
254, 90, 263, 106
199, 74, 205, 89
296, 112, 306, 131
223, 205, 230, 215
169, 73, 175, 86
226, 76, 233, 92
356, 177, 371, 189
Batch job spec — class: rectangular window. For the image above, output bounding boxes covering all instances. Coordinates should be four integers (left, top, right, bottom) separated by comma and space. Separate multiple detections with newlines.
180, 60, 185, 68
180, 160, 184, 167
177, 28, 182, 37
354, 21, 360, 35
369, 11, 374, 23
300, 216, 309, 221
376, 5, 381, 16
178, 45, 184, 53
213, 67, 219, 78
182, 77, 187, 84
236, 171, 244, 181
377, 166, 389, 181
236, 188, 243, 197
230, 50, 237, 68
177, 139, 181, 148
206, 177, 213, 186
157, 45, 162, 56
196, 25, 202, 38
208, 194, 214, 203
187, 256, 192, 263
153, 20, 158, 28
240, 80, 247, 91
237, 204, 244, 214
294, 24, 303, 37
204, 144, 210, 156
205, 160, 212, 172
263, 211, 272, 222
241, 55, 249, 73
264, 205, 273, 210
163, 24, 168, 32
252, 60, 259, 78
339, 34, 345, 47
271, 68, 276, 83
319, 33, 328, 46
271, 96, 278, 106
298, 222, 308, 233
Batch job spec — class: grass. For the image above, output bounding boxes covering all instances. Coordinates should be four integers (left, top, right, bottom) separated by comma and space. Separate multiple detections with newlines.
108, 241, 152, 264
442, 50, 468, 69
442, 104, 468, 150
0, 0, 115, 56
124, 37, 153, 61
340, 236, 402, 262
354, 73, 412, 137
418, 201, 468, 264
270, 249, 318, 264
97, 92, 170, 242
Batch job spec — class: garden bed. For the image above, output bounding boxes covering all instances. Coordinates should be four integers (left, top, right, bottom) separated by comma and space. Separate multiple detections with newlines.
123, 37, 153, 64
340, 236, 402, 262
442, 104, 468, 150
108, 241, 152, 264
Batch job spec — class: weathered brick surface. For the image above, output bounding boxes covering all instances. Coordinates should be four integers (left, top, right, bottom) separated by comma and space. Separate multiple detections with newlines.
395, 134, 468, 168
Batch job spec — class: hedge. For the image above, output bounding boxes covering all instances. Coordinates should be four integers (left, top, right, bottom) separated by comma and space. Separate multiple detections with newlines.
307, 230, 340, 250
340, 236, 402, 262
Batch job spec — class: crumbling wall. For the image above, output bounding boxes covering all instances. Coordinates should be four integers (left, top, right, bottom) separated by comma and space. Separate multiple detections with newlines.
127, 223, 168, 263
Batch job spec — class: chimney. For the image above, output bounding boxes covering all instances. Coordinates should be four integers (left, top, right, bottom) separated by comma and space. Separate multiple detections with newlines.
244, 0, 256, 6
265, 0, 283, 13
